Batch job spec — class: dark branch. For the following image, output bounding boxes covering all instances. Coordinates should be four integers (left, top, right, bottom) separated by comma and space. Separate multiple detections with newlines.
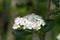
46, 0, 51, 19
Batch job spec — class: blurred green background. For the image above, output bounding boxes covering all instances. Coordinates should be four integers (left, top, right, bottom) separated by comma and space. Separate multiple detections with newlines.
0, 0, 60, 40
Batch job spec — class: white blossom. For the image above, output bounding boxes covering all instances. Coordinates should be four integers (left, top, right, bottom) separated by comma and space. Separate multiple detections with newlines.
14, 17, 21, 25
32, 23, 41, 30
19, 18, 26, 25
23, 21, 33, 29
56, 33, 60, 40
13, 24, 20, 29
12, 13, 46, 30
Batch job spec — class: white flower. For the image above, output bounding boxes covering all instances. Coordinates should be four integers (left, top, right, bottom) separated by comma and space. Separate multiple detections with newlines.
19, 18, 26, 25
33, 26, 41, 30
56, 33, 60, 40
38, 19, 45, 26
42, 21, 45, 26
13, 24, 20, 29
32, 14, 42, 20
24, 14, 34, 22
14, 17, 21, 25
32, 23, 41, 30
23, 26, 32, 30
23, 21, 33, 29
12, 13, 46, 30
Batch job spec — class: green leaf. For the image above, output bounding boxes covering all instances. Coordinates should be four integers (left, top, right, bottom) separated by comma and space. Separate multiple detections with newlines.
41, 19, 54, 32
12, 29, 32, 40
12, 29, 32, 37
52, 0, 59, 7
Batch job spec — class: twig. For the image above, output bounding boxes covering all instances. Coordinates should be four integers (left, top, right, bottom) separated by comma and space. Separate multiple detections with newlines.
46, 0, 51, 19
44, 0, 51, 40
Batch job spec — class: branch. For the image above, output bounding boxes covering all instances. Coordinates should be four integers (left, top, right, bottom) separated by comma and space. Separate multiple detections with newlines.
46, 0, 51, 19
44, 0, 51, 40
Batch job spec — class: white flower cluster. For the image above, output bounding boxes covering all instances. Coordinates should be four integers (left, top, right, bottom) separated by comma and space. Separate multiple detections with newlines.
56, 33, 60, 40
13, 13, 45, 30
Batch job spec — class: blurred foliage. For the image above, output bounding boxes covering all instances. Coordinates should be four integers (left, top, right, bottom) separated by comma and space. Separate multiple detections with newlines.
0, 0, 3, 11
52, 0, 59, 7
16, 6, 28, 17
11, 0, 60, 40
36, 0, 48, 17
0, 0, 60, 40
